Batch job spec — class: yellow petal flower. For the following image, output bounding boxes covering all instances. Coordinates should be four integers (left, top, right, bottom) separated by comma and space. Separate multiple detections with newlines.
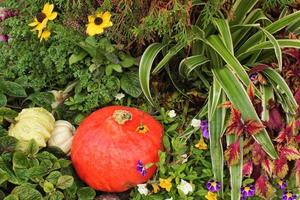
28, 18, 39, 27
151, 183, 160, 193
195, 137, 208, 150
48, 12, 58, 20
86, 11, 113, 36
159, 178, 172, 192
205, 191, 217, 200
42, 3, 54, 16
39, 29, 51, 42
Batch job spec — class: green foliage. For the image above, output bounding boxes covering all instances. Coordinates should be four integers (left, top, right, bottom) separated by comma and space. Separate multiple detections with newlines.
0, 136, 95, 200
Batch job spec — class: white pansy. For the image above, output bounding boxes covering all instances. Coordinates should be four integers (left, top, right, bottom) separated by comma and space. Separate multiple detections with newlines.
137, 184, 149, 196
167, 110, 176, 118
114, 93, 125, 101
165, 198, 173, 200
177, 179, 193, 195
181, 154, 188, 164
191, 118, 201, 128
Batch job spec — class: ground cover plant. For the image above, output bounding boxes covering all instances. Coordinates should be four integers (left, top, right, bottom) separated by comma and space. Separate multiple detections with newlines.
0, 0, 299, 199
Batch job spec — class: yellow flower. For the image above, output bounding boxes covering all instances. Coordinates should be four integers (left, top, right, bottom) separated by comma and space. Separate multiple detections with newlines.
195, 137, 208, 150
205, 191, 217, 200
29, 3, 57, 33
159, 178, 172, 192
39, 29, 51, 42
151, 183, 160, 193
86, 11, 113, 36
136, 124, 149, 134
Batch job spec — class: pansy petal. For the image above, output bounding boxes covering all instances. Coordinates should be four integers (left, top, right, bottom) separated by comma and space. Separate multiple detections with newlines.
43, 3, 54, 16
28, 19, 39, 27
88, 15, 95, 23
86, 23, 98, 36
48, 12, 57, 20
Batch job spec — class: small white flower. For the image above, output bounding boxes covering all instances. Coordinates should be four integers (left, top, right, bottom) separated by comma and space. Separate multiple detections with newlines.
181, 154, 188, 164
165, 198, 173, 200
177, 179, 193, 195
191, 118, 201, 128
167, 110, 176, 118
137, 184, 149, 196
114, 93, 125, 101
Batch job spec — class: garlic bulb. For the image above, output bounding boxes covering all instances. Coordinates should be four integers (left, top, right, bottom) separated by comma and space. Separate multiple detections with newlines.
8, 107, 55, 147
48, 120, 75, 154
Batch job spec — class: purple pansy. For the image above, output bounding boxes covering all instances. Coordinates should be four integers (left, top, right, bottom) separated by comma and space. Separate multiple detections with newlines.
200, 120, 209, 139
276, 179, 287, 190
249, 72, 258, 82
206, 180, 221, 192
282, 191, 297, 200
240, 185, 255, 197
137, 160, 147, 176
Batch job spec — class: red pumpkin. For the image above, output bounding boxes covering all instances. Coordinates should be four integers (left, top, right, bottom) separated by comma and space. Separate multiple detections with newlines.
71, 106, 163, 192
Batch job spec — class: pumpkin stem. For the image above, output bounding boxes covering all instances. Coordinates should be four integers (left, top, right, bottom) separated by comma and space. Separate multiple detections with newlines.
112, 110, 132, 125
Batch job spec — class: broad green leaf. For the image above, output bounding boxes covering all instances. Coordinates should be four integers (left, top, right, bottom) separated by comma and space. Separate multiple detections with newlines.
69, 51, 88, 65
212, 66, 277, 159
178, 55, 210, 78
77, 187, 96, 200
121, 72, 142, 98
46, 171, 62, 185
226, 135, 243, 200
153, 42, 185, 74
0, 168, 9, 184
3, 194, 19, 200
43, 181, 55, 193
10, 185, 43, 200
0, 107, 18, 119
0, 94, 7, 107
0, 81, 27, 97
49, 191, 64, 200
25, 140, 39, 156
139, 43, 166, 106
56, 175, 74, 190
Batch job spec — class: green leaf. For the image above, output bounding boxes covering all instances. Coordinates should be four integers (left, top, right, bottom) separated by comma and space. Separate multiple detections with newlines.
0, 107, 18, 119
139, 43, 166, 106
178, 55, 210, 78
0, 168, 9, 184
25, 140, 39, 156
0, 136, 17, 153
0, 81, 27, 97
121, 72, 142, 98
10, 185, 43, 200
3, 195, 19, 200
213, 18, 233, 53
208, 88, 226, 197
43, 181, 55, 193
56, 175, 74, 190
25, 92, 54, 110
13, 152, 29, 170
105, 65, 113, 76
46, 171, 62, 185
152, 42, 185, 74
0, 94, 7, 107
49, 191, 64, 200
212, 66, 277, 159
69, 51, 88, 65
77, 187, 96, 200
226, 135, 243, 200
261, 85, 274, 121
108, 64, 122, 73
231, 0, 259, 25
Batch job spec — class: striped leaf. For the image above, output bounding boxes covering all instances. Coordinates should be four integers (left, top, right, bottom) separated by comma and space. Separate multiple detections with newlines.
178, 55, 210, 78
139, 43, 166, 106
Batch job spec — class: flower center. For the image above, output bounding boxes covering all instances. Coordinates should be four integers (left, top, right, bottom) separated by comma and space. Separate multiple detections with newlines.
94, 17, 103, 25
211, 182, 217, 187
36, 12, 46, 23
244, 186, 250, 192
287, 193, 292, 198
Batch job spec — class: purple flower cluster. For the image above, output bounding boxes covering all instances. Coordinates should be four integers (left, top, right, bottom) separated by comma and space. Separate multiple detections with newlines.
0, 34, 9, 42
136, 160, 147, 176
200, 120, 209, 139
0, 7, 17, 21
240, 185, 255, 199
206, 180, 221, 192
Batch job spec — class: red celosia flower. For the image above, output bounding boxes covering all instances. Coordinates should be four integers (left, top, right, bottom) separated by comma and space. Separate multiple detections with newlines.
224, 139, 241, 166
226, 108, 265, 136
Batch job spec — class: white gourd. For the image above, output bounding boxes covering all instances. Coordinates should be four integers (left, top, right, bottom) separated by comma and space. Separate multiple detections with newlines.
48, 120, 75, 154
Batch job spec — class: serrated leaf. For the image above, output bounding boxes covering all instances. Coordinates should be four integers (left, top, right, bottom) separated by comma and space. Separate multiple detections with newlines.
274, 157, 288, 179
261, 159, 274, 177
280, 146, 300, 161
242, 160, 253, 177
225, 139, 241, 166
255, 175, 275, 199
